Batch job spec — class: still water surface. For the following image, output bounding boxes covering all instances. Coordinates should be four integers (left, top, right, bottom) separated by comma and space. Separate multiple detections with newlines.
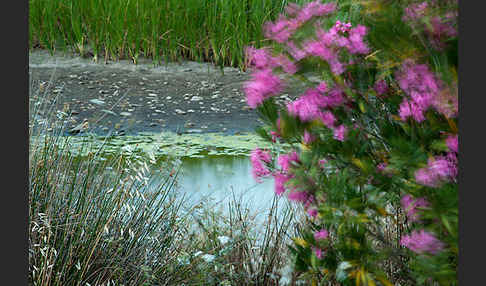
176, 155, 276, 213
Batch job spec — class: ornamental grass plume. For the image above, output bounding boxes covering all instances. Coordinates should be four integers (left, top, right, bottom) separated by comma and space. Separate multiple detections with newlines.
400, 229, 445, 255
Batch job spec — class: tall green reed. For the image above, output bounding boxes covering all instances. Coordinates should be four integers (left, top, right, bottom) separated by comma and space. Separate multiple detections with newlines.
29, 0, 319, 69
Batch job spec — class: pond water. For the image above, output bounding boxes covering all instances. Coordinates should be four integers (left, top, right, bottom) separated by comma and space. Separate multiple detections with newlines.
177, 155, 276, 211
40, 131, 290, 219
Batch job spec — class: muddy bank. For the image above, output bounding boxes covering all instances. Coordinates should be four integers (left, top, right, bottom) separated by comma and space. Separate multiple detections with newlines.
29, 49, 306, 136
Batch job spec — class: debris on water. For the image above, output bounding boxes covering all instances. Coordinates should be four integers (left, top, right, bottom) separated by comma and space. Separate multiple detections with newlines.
101, 109, 117, 116
90, 99, 106, 105
120, 112, 132, 117
190, 96, 203, 101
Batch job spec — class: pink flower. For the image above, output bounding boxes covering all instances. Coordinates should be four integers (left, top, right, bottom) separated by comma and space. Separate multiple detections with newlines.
278, 151, 300, 172
402, 2, 428, 22
250, 148, 272, 182
312, 247, 324, 259
334, 20, 352, 33
245, 47, 272, 69
446, 135, 458, 153
316, 82, 328, 93
429, 156, 457, 179
326, 87, 346, 108
427, 14, 458, 50
396, 60, 446, 122
399, 99, 425, 122
414, 167, 439, 187
245, 47, 298, 75
377, 162, 387, 173
401, 194, 430, 222
414, 156, 457, 187
271, 54, 298, 74
287, 89, 327, 122
346, 25, 370, 54
374, 79, 388, 96
304, 39, 336, 62
264, 15, 298, 43
286, 41, 307, 61
333, 125, 348, 141
319, 159, 328, 169
296, 1, 336, 23
318, 111, 336, 128
307, 208, 318, 218
303, 131, 315, 144
314, 229, 329, 240
244, 68, 283, 109
274, 172, 291, 196
400, 229, 445, 255
288, 190, 309, 203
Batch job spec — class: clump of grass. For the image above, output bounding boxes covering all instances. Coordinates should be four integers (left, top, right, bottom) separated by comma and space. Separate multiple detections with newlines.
29, 0, 315, 69
29, 76, 193, 285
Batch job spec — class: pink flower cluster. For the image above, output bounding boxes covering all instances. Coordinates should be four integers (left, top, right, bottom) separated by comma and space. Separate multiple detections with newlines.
402, 2, 429, 22
244, 46, 302, 109
264, 1, 337, 43
414, 156, 457, 187
302, 22, 369, 75
428, 13, 458, 50
285, 83, 349, 141
244, 68, 283, 109
250, 148, 272, 182
396, 60, 458, 122
400, 229, 445, 255
402, 2, 457, 50
401, 194, 430, 222
272, 151, 301, 196
245, 47, 297, 74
